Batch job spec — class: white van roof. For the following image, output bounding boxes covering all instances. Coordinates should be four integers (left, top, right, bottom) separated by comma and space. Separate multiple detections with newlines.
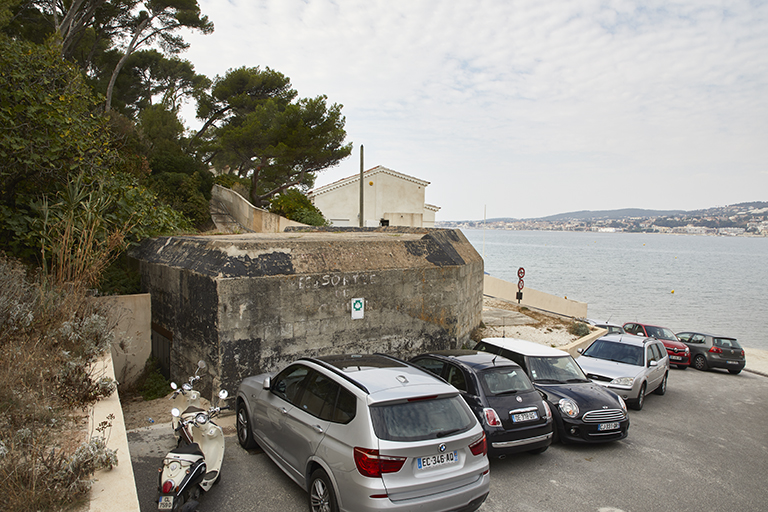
480, 337, 570, 358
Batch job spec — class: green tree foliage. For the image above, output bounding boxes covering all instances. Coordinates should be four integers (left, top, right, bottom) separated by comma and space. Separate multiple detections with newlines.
195, 66, 353, 207
2, 1, 213, 112
104, 0, 214, 112
269, 188, 329, 227
0, 36, 190, 268
0, 36, 116, 219
139, 104, 213, 228
100, 49, 209, 117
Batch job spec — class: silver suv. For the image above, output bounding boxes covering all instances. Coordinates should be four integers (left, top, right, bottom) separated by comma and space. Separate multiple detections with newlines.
236, 354, 490, 512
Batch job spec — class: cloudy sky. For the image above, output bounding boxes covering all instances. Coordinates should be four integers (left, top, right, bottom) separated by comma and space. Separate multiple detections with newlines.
179, 0, 768, 220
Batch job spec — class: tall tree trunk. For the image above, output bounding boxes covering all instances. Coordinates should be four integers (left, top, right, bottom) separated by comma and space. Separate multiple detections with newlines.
105, 17, 150, 112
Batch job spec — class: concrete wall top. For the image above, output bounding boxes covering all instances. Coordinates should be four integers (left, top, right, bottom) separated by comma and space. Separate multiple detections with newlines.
130, 228, 481, 278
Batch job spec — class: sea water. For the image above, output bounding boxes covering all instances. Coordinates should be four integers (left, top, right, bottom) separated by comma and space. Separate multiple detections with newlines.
463, 229, 768, 350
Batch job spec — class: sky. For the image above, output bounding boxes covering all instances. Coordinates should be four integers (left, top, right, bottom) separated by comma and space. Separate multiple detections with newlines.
177, 0, 768, 221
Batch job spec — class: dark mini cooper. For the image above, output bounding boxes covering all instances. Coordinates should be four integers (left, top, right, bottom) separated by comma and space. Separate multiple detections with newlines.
474, 338, 629, 444
410, 350, 553, 458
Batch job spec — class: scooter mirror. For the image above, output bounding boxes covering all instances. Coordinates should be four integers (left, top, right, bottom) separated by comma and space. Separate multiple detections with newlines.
171, 407, 181, 418
197, 360, 207, 370
182, 383, 193, 392
218, 389, 228, 400
170, 382, 178, 390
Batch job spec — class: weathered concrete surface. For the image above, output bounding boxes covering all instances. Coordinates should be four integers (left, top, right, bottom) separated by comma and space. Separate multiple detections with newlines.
130, 228, 483, 394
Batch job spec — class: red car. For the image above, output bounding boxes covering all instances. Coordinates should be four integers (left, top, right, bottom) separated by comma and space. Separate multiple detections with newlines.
622, 323, 691, 369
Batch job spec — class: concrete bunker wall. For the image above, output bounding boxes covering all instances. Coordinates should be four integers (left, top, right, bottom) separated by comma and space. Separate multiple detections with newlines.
130, 228, 483, 394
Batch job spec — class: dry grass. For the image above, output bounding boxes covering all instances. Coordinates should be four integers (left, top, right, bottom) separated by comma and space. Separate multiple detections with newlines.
0, 255, 118, 512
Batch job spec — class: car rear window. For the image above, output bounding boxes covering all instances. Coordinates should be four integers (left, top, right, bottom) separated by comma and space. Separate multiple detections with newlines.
369, 396, 475, 442
479, 367, 533, 395
714, 337, 741, 349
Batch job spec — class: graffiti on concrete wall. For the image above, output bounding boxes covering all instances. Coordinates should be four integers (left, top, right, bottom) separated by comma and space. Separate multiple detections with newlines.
297, 273, 378, 299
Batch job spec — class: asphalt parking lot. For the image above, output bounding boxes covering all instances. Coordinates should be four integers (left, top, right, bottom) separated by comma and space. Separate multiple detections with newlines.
129, 367, 768, 512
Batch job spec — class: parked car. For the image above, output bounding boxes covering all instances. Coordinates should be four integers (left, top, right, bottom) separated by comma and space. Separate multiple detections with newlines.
410, 350, 553, 458
474, 338, 629, 444
576, 334, 669, 410
586, 319, 625, 335
623, 322, 691, 368
676, 331, 746, 374
235, 354, 490, 512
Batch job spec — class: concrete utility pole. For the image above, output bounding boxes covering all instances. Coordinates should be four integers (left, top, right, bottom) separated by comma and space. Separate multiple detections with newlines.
359, 145, 364, 227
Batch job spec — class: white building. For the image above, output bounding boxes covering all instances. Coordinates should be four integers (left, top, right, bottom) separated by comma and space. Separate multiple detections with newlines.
308, 166, 440, 227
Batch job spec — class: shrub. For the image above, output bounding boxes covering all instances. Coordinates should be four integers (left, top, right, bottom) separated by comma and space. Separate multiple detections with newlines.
269, 188, 329, 226
137, 357, 171, 401
569, 321, 591, 337
0, 254, 118, 511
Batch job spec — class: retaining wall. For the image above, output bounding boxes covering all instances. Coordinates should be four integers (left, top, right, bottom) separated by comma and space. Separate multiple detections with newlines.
211, 184, 306, 233
484, 274, 588, 318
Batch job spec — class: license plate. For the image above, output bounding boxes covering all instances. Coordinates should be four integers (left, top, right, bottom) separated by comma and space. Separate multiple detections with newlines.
158, 496, 174, 510
417, 450, 458, 470
670, 355, 682, 361
727, 361, 740, 365
598, 422, 620, 431
512, 411, 538, 423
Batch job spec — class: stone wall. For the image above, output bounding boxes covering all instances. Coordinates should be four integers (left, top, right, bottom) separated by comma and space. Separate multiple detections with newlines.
130, 228, 483, 394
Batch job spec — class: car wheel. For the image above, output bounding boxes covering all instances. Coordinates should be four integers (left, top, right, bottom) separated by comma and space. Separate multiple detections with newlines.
693, 354, 708, 371
728, 368, 742, 375
653, 372, 668, 396
528, 446, 548, 455
309, 469, 338, 512
631, 383, 646, 410
236, 400, 256, 449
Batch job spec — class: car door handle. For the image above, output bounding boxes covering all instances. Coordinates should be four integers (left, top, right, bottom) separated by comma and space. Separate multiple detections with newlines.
280, 407, 288, 415
312, 425, 324, 433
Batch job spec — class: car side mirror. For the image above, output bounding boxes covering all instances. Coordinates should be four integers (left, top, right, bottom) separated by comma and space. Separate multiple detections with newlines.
577, 348, 583, 354
649, 360, 658, 367
262, 377, 271, 390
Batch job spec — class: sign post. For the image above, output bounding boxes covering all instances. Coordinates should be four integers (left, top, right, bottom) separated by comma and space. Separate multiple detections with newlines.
516, 267, 525, 303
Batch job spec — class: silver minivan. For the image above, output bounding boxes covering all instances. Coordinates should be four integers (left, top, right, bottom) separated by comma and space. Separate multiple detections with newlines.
236, 354, 490, 512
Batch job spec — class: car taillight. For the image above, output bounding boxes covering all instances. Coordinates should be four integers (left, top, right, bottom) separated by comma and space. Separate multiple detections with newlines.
483, 408, 502, 427
469, 433, 487, 457
354, 447, 406, 478
161, 480, 175, 494
740, 350, 745, 357
709, 346, 723, 354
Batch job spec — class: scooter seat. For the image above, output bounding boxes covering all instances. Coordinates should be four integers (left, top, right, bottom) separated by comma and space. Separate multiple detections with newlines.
170, 442, 204, 457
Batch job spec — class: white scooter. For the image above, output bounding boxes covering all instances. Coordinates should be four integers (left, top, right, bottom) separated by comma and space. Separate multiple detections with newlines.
157, 361, 229, 512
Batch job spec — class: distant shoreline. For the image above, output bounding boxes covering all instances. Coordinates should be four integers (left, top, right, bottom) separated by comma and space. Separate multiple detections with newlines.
439, 226, 768, 238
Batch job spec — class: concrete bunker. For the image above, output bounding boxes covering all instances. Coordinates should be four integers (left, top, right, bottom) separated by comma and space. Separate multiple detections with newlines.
129, 227, 484, 394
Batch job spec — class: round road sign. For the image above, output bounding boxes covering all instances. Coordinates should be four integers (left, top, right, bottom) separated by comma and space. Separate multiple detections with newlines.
517, 279, 524, 291
518, 267, 525, 279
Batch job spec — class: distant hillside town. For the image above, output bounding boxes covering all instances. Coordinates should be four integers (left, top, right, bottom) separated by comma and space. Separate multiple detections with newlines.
437, 202, 768, 237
